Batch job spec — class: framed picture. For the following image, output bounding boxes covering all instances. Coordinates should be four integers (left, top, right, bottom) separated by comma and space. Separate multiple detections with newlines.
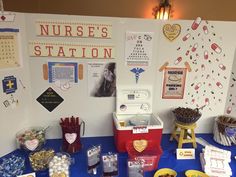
162, 67, 187, 99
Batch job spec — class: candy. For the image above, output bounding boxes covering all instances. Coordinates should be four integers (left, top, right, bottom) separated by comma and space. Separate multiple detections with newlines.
211, 43, 222, 54
49, 153, 71, 177
29, 149, 55, 171
191, 17, 202, 30
0, 155, 25, 177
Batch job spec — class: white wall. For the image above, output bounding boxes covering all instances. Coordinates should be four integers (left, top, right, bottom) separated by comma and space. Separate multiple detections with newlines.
0, 13, 32, 156
1, 12, 236, 156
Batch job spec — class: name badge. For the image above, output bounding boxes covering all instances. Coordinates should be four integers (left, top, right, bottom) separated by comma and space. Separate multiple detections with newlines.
176, 148, 195, 160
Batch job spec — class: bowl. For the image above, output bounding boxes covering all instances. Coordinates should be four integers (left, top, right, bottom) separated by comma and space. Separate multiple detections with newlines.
16, 126, 46, 151
173, 107, 202, 124
154, 168, 177, 177
29, 148, 55, 171
185, 170, 209, 177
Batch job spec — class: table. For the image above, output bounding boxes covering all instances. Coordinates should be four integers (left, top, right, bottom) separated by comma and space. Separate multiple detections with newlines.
1, 134, 236, 177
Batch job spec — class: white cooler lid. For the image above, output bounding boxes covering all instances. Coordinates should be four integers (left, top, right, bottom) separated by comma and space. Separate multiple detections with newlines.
116, 85, 153, 114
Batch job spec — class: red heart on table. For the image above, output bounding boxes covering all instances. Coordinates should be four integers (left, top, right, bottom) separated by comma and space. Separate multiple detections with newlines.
25, 139, 39, 151
65, 133, 77, 144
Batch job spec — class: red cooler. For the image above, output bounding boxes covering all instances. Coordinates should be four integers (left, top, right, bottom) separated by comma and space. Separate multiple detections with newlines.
113, 86, 163, 152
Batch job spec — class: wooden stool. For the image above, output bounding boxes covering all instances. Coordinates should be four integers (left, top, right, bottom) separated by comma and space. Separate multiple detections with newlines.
170, 121, 197, 148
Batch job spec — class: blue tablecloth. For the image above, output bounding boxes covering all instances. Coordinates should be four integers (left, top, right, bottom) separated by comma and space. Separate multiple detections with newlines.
1, 134, 236, 177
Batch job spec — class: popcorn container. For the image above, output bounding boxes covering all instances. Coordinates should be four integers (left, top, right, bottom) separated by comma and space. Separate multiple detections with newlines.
16, 126, 46, 152
60, 116, 85, 153
49, 152, 71, 177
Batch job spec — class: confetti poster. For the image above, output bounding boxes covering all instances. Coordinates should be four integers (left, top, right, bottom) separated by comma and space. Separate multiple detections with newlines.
125, 32, 153, 66
88, 62, 116, 97
0, 28, 20, 69
162, 67, 187, 99
174, 17, 228, 110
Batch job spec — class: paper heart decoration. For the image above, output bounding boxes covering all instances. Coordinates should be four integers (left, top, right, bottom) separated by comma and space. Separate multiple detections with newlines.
65, 133, 77, 144
25, 139, 39, 151
51, 172, 66, 177
133, 139, 148, 153
163, 24, 181, 41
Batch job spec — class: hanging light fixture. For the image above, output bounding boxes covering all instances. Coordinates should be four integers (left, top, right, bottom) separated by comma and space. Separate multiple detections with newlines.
154, 0, 171, 20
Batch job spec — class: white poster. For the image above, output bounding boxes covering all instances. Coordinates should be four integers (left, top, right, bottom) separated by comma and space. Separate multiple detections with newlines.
125, 32, 154, 66
88, 62, 116, 97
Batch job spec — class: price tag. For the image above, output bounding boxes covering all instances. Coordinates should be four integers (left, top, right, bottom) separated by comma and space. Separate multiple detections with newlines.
176, 148, 195, 160
132, 126, 148, 134
17, 172, 36, 177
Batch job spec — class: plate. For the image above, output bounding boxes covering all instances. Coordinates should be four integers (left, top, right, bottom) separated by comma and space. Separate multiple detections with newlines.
185, 170, 209, 177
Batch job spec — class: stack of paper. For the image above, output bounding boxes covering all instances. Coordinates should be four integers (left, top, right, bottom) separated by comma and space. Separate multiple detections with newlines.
200, 145, 232, 177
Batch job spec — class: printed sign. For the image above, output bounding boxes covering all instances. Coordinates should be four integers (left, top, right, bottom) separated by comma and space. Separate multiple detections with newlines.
17, 172, 36, 177
125, 32, 153, 66
2, 76, 17, 94
48, 62, 78, 83
176, 148, 195, 160
88, 62, 116, 97
29, 41, 115, 59
36, 87, 64, 112
162, 67, 187, 99
36, 20, 112, 39
0, 28, 20, 69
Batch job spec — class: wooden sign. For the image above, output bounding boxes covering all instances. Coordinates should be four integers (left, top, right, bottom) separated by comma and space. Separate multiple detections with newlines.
29, 41, 115, 59
163, 24, 181, 41
36, 20, 112, 39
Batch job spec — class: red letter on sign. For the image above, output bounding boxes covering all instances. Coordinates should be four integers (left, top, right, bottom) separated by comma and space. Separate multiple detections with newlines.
52, 25, 61, 36
92, 48, 98, 58
45, 46, 53, 56
77, 26, 83, 36
88, 26, 95, 37
34, 46, 41, 56
104, 48, 112, 58
101, 27, 108, 38
65, 26, 72, 36
40, 25, 49, 36
58, 47, 65, 57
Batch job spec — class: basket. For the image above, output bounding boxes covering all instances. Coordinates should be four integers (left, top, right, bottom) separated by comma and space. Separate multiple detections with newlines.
126, 140, 162, 171
154, 168, 177, 177
213, 115, 236, 146
173, 107, 202, 124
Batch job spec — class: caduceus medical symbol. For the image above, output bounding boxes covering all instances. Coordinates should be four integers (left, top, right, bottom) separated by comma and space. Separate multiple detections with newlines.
130, 68, 145, 83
